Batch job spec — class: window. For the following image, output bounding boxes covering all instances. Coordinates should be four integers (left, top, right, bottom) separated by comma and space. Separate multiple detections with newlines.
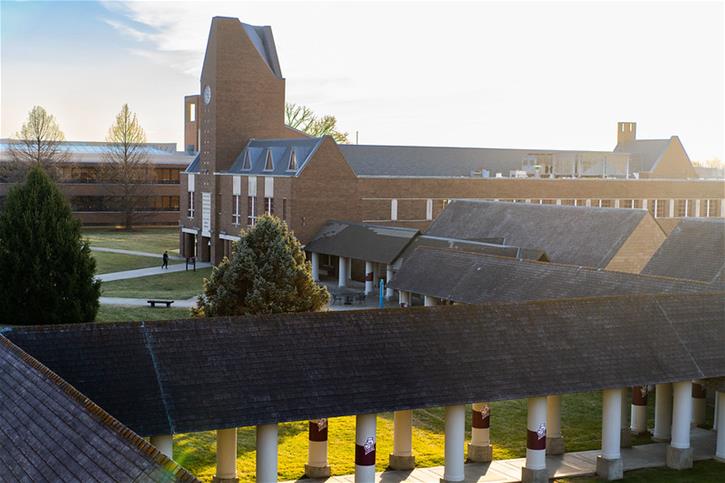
288, 150, 298, 171
705, 199, 721, 217
426, 199, 433, 221
242, 150, 252, 170
600, 199, 614, 208
648, 199, 667, 218
232, 195, 241, 225
265, 197, 273, 215
247, 196, 257, 226
187, 191, 195, 218
391, 199, 398, 221
264, 149, 274, 171
189, 103, 196, 122
560, 199, 575, 206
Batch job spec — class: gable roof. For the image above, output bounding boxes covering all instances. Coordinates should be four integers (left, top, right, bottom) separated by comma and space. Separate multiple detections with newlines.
305, 220, 419, 265
425, 200, 649, 268
614, 138, 671, 173
5, 293, 724, 435
338, 144, 626, 178
642, 218, 725, 283
227, 138, 324, 176
390, 247, 720, 303
0, 336, 197, 482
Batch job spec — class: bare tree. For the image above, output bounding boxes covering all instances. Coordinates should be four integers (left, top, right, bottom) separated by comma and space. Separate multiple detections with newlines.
100, 104, 152, 230
4, 106, 70, 181
285, 103, 349, 143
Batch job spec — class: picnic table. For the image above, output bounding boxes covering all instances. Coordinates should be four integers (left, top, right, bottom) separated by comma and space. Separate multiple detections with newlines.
331, 288, 366, 305
147, 299, 174, 308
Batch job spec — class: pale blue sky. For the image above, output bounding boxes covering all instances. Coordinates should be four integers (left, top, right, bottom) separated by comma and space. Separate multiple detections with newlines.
1, 1, 723, 162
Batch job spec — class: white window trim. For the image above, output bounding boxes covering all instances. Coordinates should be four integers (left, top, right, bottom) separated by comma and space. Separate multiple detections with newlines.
425, 199, 433, 221
233, 195, 241, 225
264, 149, 274, 171
391, 199, 398, 221
248, 196, 257, 226
242, 151, 252, 170
288, 150, 298, 171
187, 191, 195, 218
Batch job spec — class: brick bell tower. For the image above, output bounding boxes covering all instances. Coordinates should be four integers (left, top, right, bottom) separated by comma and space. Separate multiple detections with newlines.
195, 17, 287, 259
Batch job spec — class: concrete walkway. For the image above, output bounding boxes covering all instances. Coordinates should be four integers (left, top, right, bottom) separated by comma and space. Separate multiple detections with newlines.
92, 246, 184, 260
99, 296, 197, 308
97, 262, 211, 282
285, 428, 716, 482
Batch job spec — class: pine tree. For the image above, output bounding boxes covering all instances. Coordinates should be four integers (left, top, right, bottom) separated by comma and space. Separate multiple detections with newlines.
0, 166, 101, 325
193, 215, 329, 317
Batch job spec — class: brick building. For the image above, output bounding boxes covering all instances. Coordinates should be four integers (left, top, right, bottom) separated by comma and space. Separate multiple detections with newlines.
0, 140, 193, 226
179, 16, 724, 263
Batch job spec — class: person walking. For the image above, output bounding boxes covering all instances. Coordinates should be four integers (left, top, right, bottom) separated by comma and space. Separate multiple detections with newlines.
162, 251, 169, 269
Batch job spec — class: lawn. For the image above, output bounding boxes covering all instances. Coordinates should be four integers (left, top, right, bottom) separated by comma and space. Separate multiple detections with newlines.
83, 227, 180, 255
93, 251, 166, 274
173, 391, 663, 482
101, 267, 212, 299
558, 459, 725, 482
95, 305, 191, 322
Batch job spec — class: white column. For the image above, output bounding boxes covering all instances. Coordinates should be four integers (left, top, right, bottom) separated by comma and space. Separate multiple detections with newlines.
424, 295, 438, 307
668, 199, 675, 218
620, 389, 631, 447
355, 414, 377, 483
716, 391, 725, 462
630, 386, 648, 434
215, 428, 237, 481
546, 395, 564, 455
525, 397, 547, 470
256, 423, 278, 483
692, 380, 706, 426
347, 257, 352, 282
364, 261, 374, 294
338, 256, 348, 288
694, 199, 701, 217
601, 389, 622, 460
469, 403, 492, 462
389, 410, 415, 470
306, 419, 330, 478
443, 405, 465, 482
671, 381, 692, 449
714, 391, 720, 430
385, 264, 394, 299
398, 290, 409, 307
653, 383, 673, 442
310, 252, 320, 282
149, 434, 173, 459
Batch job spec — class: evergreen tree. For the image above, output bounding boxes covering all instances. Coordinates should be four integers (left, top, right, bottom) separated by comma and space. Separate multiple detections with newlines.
0, 166, 101, 325
193, 215, 329, 317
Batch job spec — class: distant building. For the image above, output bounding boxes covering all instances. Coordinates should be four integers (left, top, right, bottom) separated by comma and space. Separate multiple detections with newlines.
0, 140, 193, 225
179, 17, 724, 263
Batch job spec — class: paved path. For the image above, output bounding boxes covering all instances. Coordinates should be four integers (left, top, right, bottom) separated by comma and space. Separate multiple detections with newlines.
92, 246, 185, 260
97, 262, 211, 282
99, 296, 198, 308
284, 428, 716, 482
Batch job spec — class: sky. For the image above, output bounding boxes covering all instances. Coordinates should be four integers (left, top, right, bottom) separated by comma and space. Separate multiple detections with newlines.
1, 1, 723, 162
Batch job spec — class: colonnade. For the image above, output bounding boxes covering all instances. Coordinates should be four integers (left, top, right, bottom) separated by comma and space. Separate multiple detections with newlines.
147, 382, 720, 482
309, 253, 394, 299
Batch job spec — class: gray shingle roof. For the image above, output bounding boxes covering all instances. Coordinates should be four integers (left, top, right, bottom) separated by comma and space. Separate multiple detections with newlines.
425, 200, 649, 268
226, 138, 324, 176
5, 293, 724, 435
0, 336, 198, 482
642, 218, 725, 283
390, 247, 720, 303
305, 220, 419, 264
613, 139, 671, 173
338, 144, 620, 177
184, 153, 200, 173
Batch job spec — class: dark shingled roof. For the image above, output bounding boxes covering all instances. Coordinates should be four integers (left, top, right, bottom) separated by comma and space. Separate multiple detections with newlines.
5, 293, 724, 436
305, 220, 419, 264
390, 235, 548, 271
425, 200, 649, 268
642, 218, 725, 283
0, 336, 198, 482
390, 247, 720, 303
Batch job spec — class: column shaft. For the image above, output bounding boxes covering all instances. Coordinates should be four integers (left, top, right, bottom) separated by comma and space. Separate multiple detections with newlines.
149, 434, 173, 459
546, 395, 564, 455
364, 261, 374, 294
692, 381, 706, 426
630, 386, 648, 434
469, 403, 492, 462
385, 265, 394, 299
653, 383, 673, 441
306, 419, 330, 478
443, 405, 465, 482
256, 424, 278, 483
716, 392, 725, 462
310, 252, 319, 282
424, 295, 437, 307
355, 414, 377, 483
525, 397, 547, 470
667, 381, 693, 469
338, 257, 348, 288
215, 428, 237, 481
601, 389, 622, 460
389, 410, 415, 470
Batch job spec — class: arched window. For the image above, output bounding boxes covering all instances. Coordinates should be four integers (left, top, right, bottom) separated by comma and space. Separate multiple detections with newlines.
264, 149, 274, 171
242, 150, 251, 170
288, 150, 298, 171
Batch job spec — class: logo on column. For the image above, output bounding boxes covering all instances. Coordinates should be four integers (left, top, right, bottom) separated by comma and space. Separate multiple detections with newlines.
314, 418, 328, 431
536, 423, 547, 440
481, 406, 490, 418
363, 436, 376, 455
639, 386, 648, 399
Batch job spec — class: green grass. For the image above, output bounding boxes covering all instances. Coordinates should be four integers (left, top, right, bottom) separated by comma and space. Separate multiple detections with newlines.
93, 251, 167, 274
95, 305, 191, 322
101, 268, 211, 299
173, 392, 634, 482
558, 459, 725, 482
83, 227, 180, 255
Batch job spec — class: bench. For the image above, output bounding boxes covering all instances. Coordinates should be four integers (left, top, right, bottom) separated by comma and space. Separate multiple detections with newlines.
147, 300, 174, 308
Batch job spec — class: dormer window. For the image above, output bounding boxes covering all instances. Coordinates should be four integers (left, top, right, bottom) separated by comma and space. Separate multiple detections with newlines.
264, 149, 274, 171
242, 150, 251, 170
288, 150, 298, 171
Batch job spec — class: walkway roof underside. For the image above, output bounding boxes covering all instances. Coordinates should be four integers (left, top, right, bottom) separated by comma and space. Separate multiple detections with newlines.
390, 247, 722, 303
4, 293, 724, 436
